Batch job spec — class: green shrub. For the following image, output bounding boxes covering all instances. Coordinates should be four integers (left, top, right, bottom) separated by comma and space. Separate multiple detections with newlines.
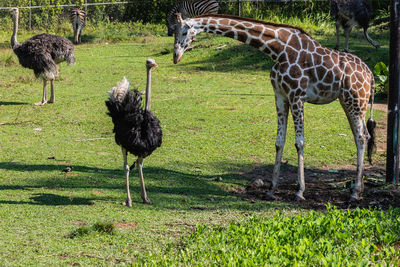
142, 205, 400, 265
374, 61, 389, 97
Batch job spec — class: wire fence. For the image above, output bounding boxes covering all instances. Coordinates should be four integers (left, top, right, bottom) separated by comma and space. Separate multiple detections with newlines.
0, 0, 389, 30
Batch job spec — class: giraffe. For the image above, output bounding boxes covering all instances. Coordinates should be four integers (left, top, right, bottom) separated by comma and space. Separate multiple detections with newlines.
173, 14, 376, 201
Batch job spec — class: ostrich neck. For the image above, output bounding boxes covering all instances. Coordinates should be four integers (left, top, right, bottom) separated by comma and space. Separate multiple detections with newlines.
191, 16, 304, 58
145, 68, 152, 112
11, 13, 20, 49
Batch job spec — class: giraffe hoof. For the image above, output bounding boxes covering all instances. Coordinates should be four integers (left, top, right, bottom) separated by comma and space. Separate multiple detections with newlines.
295, 193, 306, 202
349, 196, 360, 202
265, 193, 276, 201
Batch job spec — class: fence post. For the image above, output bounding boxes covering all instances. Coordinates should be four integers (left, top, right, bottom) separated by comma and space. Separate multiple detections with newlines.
29, 0, 32, 30
386, 0, 400, 184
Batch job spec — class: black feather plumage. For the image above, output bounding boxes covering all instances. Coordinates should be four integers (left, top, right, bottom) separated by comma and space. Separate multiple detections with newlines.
106, 90, 162, 159
13, 33, 75, 79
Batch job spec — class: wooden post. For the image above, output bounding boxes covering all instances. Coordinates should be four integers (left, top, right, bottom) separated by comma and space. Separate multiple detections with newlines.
29, 0, 32, 30
386, 0, 400, 184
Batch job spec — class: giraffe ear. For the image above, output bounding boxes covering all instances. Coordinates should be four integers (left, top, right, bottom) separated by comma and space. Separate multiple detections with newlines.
175, 13, 183, 24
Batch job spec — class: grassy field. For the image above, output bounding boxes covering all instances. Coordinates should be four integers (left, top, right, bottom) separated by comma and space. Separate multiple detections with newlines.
0, 20, 395, 265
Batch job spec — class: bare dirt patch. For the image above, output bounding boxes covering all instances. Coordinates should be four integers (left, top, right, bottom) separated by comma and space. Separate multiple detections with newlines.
236, 103, 400, 210
113, 222, 138, 229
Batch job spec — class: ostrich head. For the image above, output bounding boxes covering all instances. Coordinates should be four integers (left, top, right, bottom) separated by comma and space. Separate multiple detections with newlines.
146, 58, 158, 69
10, 7, 19, 17
173, 13, 200, 64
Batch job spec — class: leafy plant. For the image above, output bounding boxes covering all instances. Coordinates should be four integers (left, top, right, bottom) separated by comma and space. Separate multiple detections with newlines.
374, 61, 389, 96
68, 222, 115, 239
143, 206, 400, 265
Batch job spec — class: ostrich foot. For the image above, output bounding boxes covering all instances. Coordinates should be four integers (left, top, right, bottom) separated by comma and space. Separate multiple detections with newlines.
142, 197, 152, 205
343, 48, 354, 53
34, 100, 47, 106
123, 199, 132, 208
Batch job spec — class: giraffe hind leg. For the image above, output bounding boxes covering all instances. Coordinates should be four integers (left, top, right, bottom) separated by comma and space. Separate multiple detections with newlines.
340, 100, 367, 201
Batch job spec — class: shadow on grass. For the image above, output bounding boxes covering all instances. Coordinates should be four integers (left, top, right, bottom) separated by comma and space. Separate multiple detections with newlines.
172, 42, 273, 73
0, 193, 95, 206
0, 160, 389, 210
0, 101, 28, 106
0, 161, 286, 210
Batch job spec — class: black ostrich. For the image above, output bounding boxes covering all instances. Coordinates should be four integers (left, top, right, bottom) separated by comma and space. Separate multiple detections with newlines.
10, 8, 75, 106
331, 0, 380, 52
105, 59, 162, 207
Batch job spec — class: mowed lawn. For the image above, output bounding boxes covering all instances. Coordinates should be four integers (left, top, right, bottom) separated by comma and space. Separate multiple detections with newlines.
0, 28, 390, 265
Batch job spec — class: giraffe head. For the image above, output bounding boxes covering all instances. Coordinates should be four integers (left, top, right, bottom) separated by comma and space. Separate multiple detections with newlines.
173, 13, 199, 64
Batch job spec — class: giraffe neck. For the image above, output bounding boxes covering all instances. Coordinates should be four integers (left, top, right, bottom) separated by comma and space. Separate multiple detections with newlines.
189, 15, 307, 59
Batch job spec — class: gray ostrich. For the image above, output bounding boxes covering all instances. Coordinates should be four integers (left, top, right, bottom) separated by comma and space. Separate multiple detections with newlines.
10, 8, 75, 106
331, 0, 380, 52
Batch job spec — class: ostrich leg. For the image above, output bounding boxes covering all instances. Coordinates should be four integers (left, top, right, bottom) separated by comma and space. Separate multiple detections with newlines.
335, 20, 341, 50
49, 80, 55, 103
343, 26, 353, 53
35, 79, 48, 106
122, 148, 132, 207
136, 158, 152, 204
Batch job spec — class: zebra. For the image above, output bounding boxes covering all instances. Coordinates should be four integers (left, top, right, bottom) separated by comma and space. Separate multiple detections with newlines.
70, 8, 86, 44
166, 0, 219, 36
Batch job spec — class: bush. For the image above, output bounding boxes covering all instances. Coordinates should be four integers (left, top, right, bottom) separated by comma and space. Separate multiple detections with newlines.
374, 61, 389, 97
142, 205, 400, 265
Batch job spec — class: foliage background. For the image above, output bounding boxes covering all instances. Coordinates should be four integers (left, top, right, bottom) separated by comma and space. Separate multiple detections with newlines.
0, 0, 390, 30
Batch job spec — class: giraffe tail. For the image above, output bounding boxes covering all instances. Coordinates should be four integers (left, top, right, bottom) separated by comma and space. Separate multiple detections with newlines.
367, 77, 376, 165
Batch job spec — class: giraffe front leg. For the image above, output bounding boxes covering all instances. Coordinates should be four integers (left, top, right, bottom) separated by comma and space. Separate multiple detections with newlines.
266, 93, 289, 200
291, 99, 306, 201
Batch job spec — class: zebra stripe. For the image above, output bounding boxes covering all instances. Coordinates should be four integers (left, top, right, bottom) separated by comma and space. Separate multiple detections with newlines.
167, 0, 219, 36
70, 8, 86, 44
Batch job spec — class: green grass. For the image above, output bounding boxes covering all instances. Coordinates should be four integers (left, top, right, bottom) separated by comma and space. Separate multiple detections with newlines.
0, 19, 392, 265
143, 206, 400, 265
